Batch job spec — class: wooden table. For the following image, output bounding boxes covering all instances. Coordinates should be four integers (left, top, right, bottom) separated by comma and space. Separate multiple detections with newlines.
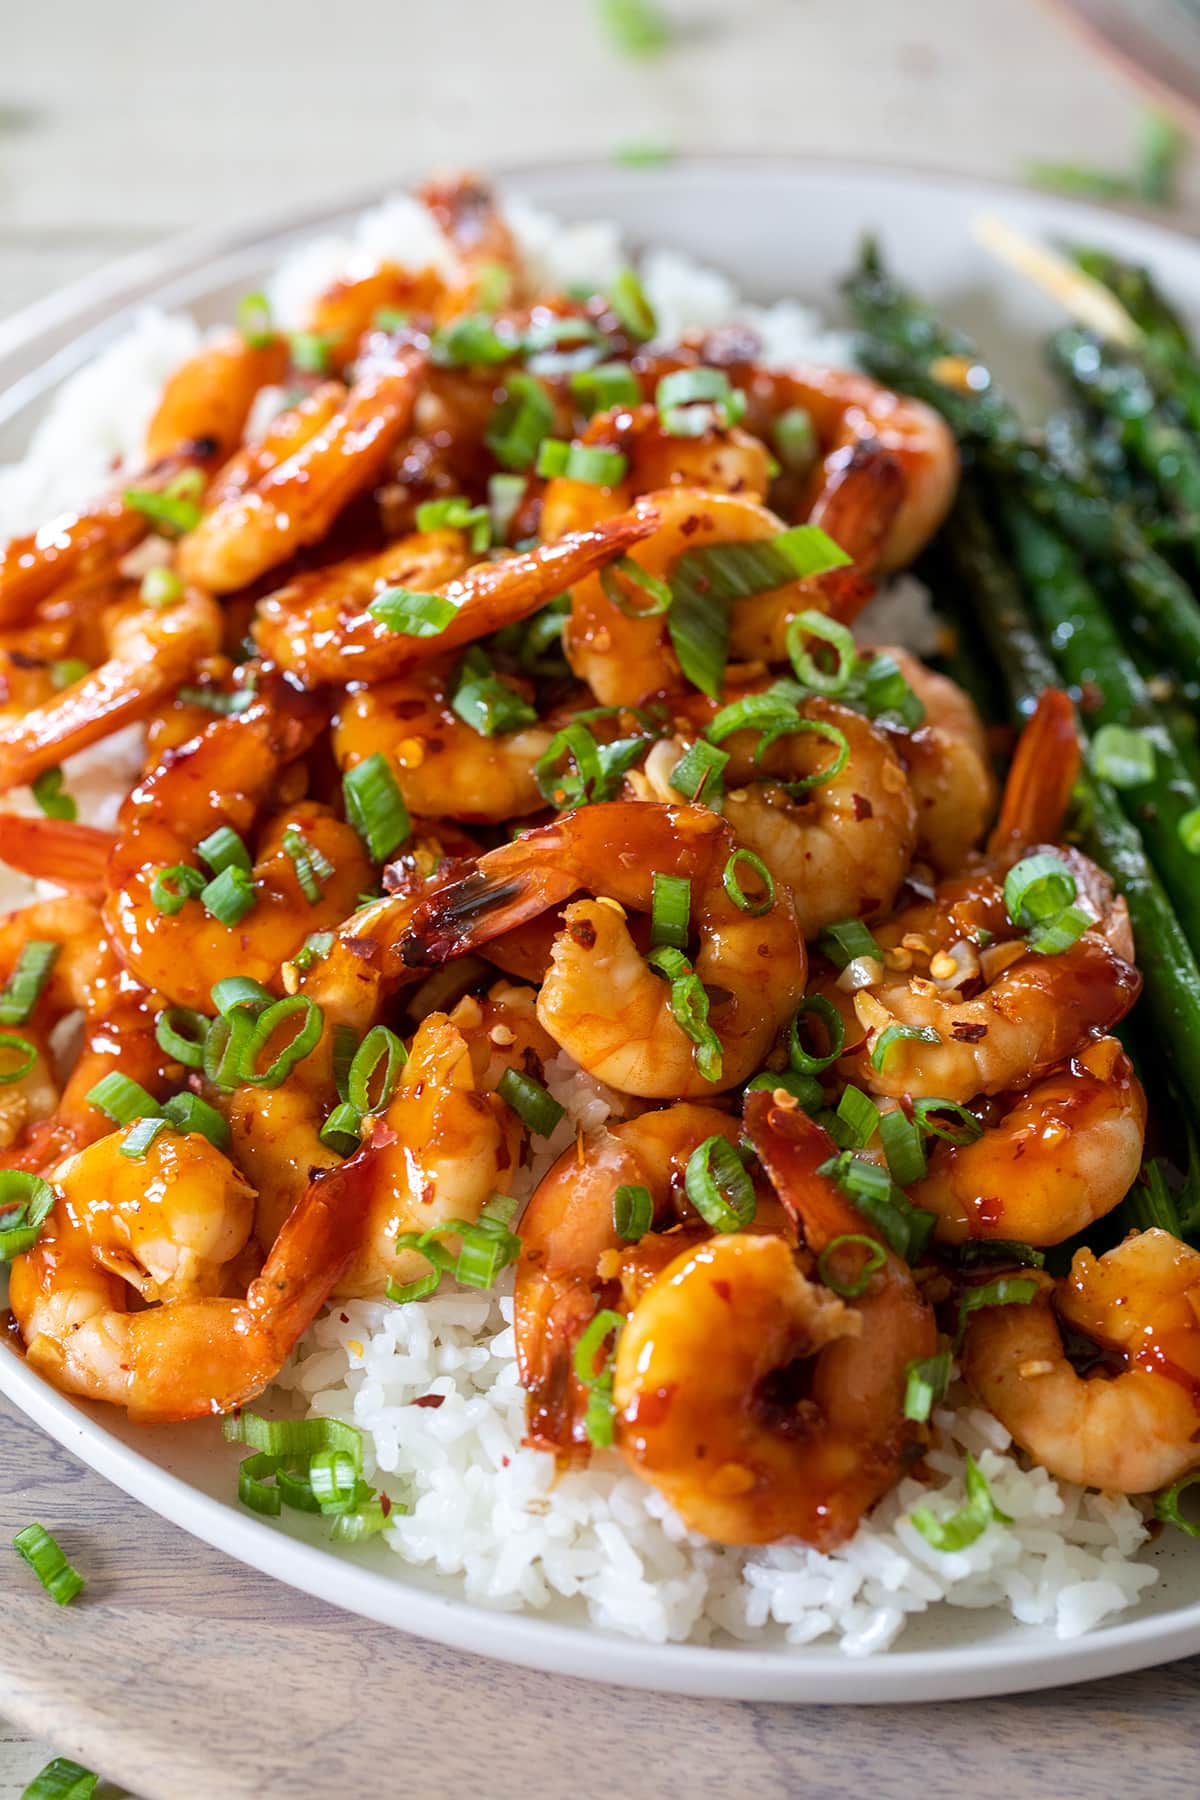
4, 0, 1200, 1792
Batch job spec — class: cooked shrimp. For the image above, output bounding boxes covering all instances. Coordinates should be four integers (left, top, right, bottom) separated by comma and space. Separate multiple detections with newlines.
419, 171, 526, 292
332, 659, 552, 824
613, 1092, 936, 1546
253, 507, 658, 686
177, 345, 426, 593
649, 684, 918, 937
8, 1125, 374, 1422
400, 802, 807, 1096
961, 1229, 1200, 1493
0, 331, 287, 624
878, 646, 996, 873
516, 1102, 744, 1458
908, 1037, 1146, 1245
0, 586, 223, 791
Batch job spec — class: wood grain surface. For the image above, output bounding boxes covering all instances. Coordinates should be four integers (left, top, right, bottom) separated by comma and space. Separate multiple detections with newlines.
4, 1, 1200, 1794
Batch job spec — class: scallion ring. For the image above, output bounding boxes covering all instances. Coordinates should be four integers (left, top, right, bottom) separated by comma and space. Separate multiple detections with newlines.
721, 847, 775, 915
816, 1233, 886, 1299
684, 1134, 756, 1232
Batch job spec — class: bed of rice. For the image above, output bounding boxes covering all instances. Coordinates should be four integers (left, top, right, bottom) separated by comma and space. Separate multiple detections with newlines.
0, 188, 1161, 1654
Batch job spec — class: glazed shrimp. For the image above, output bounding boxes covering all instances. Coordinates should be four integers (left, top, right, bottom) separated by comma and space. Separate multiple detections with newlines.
419, 171, 527, 296
331, 658, 552, 824
8, 1124, 375, 1423
516, 1103, 745, 1458
177, 344, 427, 593
961, 1229, 1200, 1493
0, 331, 287, 625
613, 1093, 936, 1546
0, 586, 223, 792
252, 506, 659, 687
907, 1037, 1146, 1245
646, 685, 918, 937
400, 802, 807, 1097
878, 646, 996, 873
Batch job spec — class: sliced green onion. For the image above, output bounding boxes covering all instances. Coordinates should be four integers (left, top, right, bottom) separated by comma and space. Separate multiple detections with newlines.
85, 1072, 161, 1125
293, 929, 334, 973
281, 826, 336, 905
903, 1348, 952, 1422
151, 864, 206, 915
450, 646, 538, 738
870, 1022, 941, 1073
385, 1261, 444, 1304
570, 360, 641, 415
140, 565, 183, 607
319, 1101, 363, 1156
787, 995, 845, 1075
655, 367, 746, 435
773, 406, 816, 473
911, 1099, 984, 1147
854, 651, 926, 729
684, 1134, 756, 1231
161, 1091, 231, 1151
177, 682, 254, 715
646, 944, 723, 1082
429, 312, 514, 368
0, 1169, 56, 1259
415, 495, 492, 552
786, 609, 857, 696
1154, 1470, 1200, 1539
0, 1032, 37, 1086
236, 1449, 284, 1515
488, 472, 527, 543
202, 1008, 256, 1091
485, 372, 556, 470
200, 865, 256, 926
744, 1068, 824, 1111
497, 1067, 565, 1137
955, 1275, 1040, 1346
289, 330, 334, 374
19, 1755, 98, 1798
817, 1232, 886, 1299
573, 1307, 625, 1448
834, 1084, 880, 1150
210, 976, 272, 1016
236, 290, 273, 346
536, 439, 628, 484
667, 738, 729, 807
599, 555, 673, 618
818, 1152, 935, 1260
390, 1216, 522, 1299
1090, 723, 1157, 789
597, 0, 670, 57
817, 918, 882, 971
308, 1447, 360, 1513
613, 1182, 653, 1240
650, 872, 691, 950
331, 1023, 358, 1101
878, 1106, 928, 1185
123, 467, 205, 536
534, 721, 648, 809
0, 940, 59, 1026
236, 996, 323, 1087
1027, 903, 1091, 956
367, 586, 458, 637
12, 1522, 85, 1606
910, 1451, 1012, 1552
1003, 852, 1078, 929
197, 826, 252, 875
224, 1411, 364, 1459
49, 657, 89, 689
343, 752, 411, 861
119, 1114, 168, 1159
346, 1024, 407, 1114
721, 848, 775, 916
31, 766, 76, 822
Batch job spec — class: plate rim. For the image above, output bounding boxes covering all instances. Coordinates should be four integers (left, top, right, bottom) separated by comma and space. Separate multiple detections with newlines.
3, 149, 1200, 1703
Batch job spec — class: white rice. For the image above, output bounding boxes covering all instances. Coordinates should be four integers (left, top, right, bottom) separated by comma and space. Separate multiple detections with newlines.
0, 187, 1161, 1655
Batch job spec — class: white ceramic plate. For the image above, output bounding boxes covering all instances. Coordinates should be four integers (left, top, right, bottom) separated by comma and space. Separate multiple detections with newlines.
3, 157, 1200, 1704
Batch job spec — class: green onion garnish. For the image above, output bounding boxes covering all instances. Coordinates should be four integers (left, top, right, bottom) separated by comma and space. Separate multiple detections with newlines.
1027, 904, 1091, 956
608, 267, 657, 341
667, 739, 729, 807
573, 1307, 625, 1448
646, 944, 723, 1082
236, 291, 273, 347
685, 1134, 756, 1232
0, 940, 60, 1025
0, 1032, 37, 1086
817, 918, 882, 971
203, 1011, 255, 1090
281, 826, 336, 905
787, 995, 845, 1075
833, 1083, 880, 1150
346, 1024, 407, 1115
1090, 722, 1156, 789
197, 826, 251, 875
1003, 852, 1077, 930
744, 1068, 824, 1111
599, 555, 673, 618
650, 872, 691, 950
49, 658, 89, 689
415, 495, 492, 552
955, 1275, 1039, 1346
293, 930, 334, 973
429, 312, 514, 368
319, 1101, 363, 1156
343, 752, 411, 861
161, 1091, 230, 1151
613, 1182, 653, 1240
1154, 1470, 1200, 1539
818, 1151, 935, 1260
534, 721, 649, 809
12, 1522, 85, 1605
596, 0, 669, 55
236, 996, 323, 1087
817, 1232, 886, 1299
911, 1098, 984, 1146
176, 683, 255, 715
19, 1756, 98, 1798
786, 609, 857, 697
485, 372, 556, 470
870, 1022, 941, 1073
140, 565, 183, 607
201, 864, 256, 926
497, 1067, 565, 1137
903, 1348, 952, 1423
487, 472, 527, 543
85, 1072, 161, 1125
389, 1215, 522, 1300
1179, 808, 1200, 855
655, 366, 746, 436
772, 406, 816, 473
570, 360, 641, 415
124, 468, 205, 536
910, 1451, 1012, 1552
854, 651, 925, 729
210, 976, 272, 1016
368, 586, 458, 637
150, 864, 205, 915
119, 1114, 168, 1159
0, 1170, 56, 1259
450, 647, 538, 738
536, 439, 628, 485
878, 1106, 928, 1185
289, 330, 334, 374
31, 766, 76, 822
721, 848, 775, 916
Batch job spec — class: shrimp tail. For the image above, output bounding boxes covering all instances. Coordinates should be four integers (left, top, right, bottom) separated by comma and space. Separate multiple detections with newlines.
0, 816, 115, 895
744, 1089, 864, 1251
988, 688, 1081, 856
807, 439, 906, 623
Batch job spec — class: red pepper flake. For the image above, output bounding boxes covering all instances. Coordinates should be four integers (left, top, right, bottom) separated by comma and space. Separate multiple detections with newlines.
952, 1021, 988, 1043
339, 1312, 350, 1324
380, 1492, 393, 1517
852, 793, 874, 821
413, 1393, 445, 1409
